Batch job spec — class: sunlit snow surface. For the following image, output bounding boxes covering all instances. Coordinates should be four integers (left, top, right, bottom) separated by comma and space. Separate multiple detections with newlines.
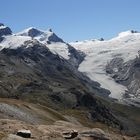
0, 25, 7, 29
46, 42, 70, 60
71, 31, 140, 99
0, 35, 31, 50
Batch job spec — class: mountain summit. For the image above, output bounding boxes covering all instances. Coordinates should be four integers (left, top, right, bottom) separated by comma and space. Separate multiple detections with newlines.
17, 27, 64, 43
0, 23, 12, 37
117, 30, 139, 38
17, 27, 43, 38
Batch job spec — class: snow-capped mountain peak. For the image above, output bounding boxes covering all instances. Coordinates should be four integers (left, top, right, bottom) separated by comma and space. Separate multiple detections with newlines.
117, 30, 139, 38
0, 25, 69, 60
17, 27, 43, 37
0, 23, 12, 37
17, 27, 68, 59
17, 27, 64, 43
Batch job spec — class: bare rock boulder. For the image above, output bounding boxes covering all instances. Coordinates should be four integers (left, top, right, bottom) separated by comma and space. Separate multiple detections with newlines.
62, 130, 78, 139
17, 129, 31, 138
2, 134, 32, 140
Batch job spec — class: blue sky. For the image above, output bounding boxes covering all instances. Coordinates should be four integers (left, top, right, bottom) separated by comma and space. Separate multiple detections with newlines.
0, 0, 140, 42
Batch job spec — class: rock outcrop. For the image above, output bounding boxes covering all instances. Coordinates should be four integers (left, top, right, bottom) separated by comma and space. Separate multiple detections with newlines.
0, 24, 12, 37
16, 130, 31, 138
62, 130, 78, 139
2, 134, 32, 140
78, 129, 110, 140
106, 53, 140, 106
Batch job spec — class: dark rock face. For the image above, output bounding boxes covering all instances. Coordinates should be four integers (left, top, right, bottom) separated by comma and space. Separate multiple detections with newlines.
0, 36, 4, 42
99, 38, 104, 41
27, 28, 43, 38
131, 30, 139, 33
47, 32, 64, 43
106, 54, 140, 106
48, 28, 52, 32
0, 24, 12, 37
68, 44, 86, 68
76, 93, 121, 128
0, 23, 4, 26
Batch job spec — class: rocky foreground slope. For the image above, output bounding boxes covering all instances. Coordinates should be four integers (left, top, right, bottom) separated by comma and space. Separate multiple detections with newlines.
0, 98, 139, 140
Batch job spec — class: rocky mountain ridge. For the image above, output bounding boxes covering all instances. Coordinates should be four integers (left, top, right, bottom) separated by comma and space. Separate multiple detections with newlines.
0, 23, 140, 139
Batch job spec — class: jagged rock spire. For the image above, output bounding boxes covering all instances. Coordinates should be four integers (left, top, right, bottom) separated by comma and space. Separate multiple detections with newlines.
48, 28, 52, 32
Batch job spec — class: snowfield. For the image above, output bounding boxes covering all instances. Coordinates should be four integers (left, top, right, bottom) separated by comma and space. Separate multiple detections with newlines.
0, 35, 31, 50
17, 27, 70, 59
46, 42, 70, 60
71, 31, 140, 99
